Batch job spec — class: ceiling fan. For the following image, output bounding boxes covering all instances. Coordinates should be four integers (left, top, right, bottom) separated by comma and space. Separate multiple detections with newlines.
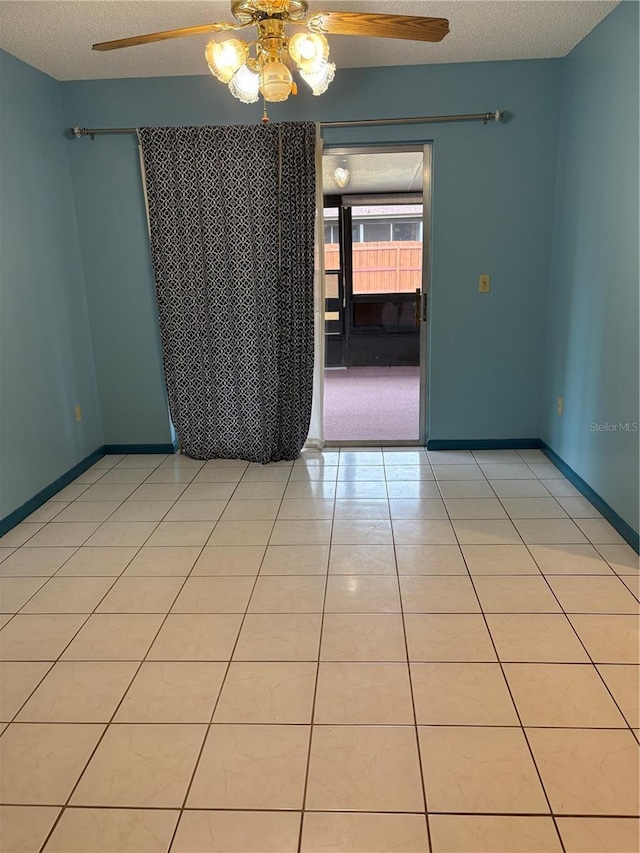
93, 0, 450, 106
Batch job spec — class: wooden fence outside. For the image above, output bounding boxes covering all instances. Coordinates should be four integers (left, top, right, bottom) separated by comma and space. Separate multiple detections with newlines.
325, 242, 422, 294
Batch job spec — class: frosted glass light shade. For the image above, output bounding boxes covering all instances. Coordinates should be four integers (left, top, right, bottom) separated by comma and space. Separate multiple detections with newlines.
333, 166, 350, 188
288, 32, 329, 73
259, 60, 293, 102
229, 63, 260, 103
300, 61, 336, 96
205, 39, 248, 83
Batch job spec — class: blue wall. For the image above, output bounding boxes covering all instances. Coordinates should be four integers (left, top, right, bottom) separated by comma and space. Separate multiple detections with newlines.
4, 7, 635, 537
61, 58, 562, 443
65, 137, 172, 445
0, 50, 103, 520
542, 1, 639, 532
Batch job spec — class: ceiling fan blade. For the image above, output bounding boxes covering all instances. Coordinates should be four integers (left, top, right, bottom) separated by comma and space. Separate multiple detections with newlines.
92, 21, 246, 51
308, 11, 449, 42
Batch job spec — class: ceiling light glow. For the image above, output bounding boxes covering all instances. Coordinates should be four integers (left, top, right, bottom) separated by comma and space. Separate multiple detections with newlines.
205, 38, 248, 83
228, 61, 261, 103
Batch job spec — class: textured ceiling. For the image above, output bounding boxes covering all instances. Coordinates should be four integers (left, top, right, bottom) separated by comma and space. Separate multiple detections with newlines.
0, 1, 618, 81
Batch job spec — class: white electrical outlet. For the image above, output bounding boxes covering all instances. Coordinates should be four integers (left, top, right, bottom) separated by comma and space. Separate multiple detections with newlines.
75, 404, 82, 422
557, 396, 563, 416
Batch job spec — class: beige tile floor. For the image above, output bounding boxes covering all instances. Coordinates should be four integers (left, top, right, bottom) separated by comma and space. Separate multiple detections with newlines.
0, 447, 638, 853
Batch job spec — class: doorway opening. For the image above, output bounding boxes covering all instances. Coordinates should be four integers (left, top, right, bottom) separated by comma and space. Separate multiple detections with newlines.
322, 147, 430, 444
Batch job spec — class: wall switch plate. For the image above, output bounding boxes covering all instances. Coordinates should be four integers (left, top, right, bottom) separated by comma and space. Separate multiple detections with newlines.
75, 404, 82, 422
479, 274, 491, 293
557, 396, 563, 416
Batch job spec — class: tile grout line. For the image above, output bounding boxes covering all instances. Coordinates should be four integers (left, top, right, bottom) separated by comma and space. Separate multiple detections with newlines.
0, 449, 635, 848
461, 559, 568, 852
296, 449, 337, 853
19, 455, 172, 562
35, 527, 212, 853
503, 455, 640, 743
520, 548, 640, 741
6, 554, 132, 724
435, 453, 566, 846
167, 456, 298, 852
460, 453, 639, 745
1, 802, 637, 817
30, 454, 216, 852
4, 720, 637, 729
387, 447, 434, 853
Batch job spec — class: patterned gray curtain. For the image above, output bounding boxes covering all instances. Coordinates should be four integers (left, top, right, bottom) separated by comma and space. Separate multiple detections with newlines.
138, 123, 316, 463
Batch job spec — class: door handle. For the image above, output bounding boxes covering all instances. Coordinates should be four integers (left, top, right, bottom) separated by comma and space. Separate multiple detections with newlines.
415, 288, 421, 326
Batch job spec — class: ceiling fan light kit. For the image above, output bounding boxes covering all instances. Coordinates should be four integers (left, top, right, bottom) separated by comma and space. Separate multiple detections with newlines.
228, 60, 261, 103
92, 0, 450, 109
288, 31, 329, 72
205, 38, 248, 83
205, 12, 336, 104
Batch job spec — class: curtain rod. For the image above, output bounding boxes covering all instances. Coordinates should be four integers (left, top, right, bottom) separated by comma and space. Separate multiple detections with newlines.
70, 110, 504, 139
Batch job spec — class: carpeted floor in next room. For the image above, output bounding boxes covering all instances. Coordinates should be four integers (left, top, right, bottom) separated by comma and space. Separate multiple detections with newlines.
324, 366, 420, 442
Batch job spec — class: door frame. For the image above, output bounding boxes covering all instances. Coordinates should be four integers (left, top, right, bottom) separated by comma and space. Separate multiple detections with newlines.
322, 143, 433, 446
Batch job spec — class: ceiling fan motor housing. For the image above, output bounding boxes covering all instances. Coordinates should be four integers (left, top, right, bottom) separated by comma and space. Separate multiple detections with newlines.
231, 0, 309, 25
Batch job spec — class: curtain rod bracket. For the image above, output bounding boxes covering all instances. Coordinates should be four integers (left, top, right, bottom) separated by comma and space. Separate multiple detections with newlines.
71, 127, 96, 140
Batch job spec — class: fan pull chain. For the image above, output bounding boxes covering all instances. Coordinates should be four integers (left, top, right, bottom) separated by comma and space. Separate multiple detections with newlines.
262, 94, 270, 124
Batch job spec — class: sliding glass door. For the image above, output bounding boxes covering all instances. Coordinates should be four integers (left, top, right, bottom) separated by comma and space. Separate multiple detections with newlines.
322, 146, 432, 444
